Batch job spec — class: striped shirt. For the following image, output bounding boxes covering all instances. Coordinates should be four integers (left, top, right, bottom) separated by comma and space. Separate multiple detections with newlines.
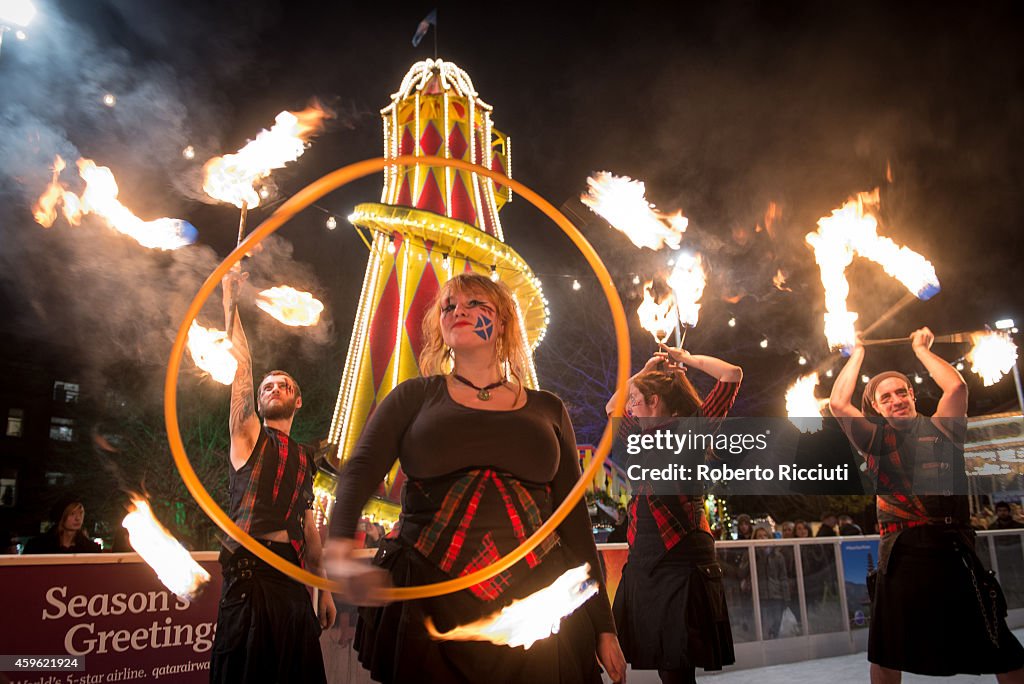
624, 380, 741, 552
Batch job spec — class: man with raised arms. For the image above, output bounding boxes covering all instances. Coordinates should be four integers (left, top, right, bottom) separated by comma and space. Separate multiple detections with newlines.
209, 273, 335, 683
829, 327, 1023, 683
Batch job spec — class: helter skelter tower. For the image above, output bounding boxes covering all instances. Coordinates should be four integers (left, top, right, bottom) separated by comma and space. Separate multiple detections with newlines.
316, 59, 549, 524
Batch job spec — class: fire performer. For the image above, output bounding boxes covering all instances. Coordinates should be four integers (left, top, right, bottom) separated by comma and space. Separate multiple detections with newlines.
324, 273, 626, 683
829, 327, 1024, 683
605, 344, 741, 684
210, 272, 335, 684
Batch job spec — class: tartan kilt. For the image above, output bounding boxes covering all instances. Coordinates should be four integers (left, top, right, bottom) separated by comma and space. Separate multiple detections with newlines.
613, 530, 733, 672
354, 537, 602, 684
868, 526, 1024, 675
211, 542, 325, 684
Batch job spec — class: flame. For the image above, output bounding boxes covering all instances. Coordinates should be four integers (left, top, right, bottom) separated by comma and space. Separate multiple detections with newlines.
202, 104, 330, 208
580, 172, 687, 250
122, 498, 210, 601
32, 155, 73, 226
255, 286, 325, 327
667, 253, 706, 327
764, 201, 780, 239
32, 156, 196, 250
773, 269, 791, 292
805, 189, 940, 351
425, 564, 598, 650
786, 373, 826, 433
968, 332, 1018, 386
186, 321, 237, 385
637, 279, 677, 343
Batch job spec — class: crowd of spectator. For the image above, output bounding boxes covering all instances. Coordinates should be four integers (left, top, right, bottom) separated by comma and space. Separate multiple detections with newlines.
719, 503, 1024, 539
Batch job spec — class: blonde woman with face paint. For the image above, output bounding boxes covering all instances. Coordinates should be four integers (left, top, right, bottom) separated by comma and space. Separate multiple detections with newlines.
325, 273, 626, 684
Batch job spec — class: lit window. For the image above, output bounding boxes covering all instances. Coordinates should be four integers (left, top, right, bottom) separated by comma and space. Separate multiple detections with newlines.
0, 477, 15, 507
49, 417, 75, 442
53, 381, 80, 404
6, 409, 23, 437
45, 472, 71, 487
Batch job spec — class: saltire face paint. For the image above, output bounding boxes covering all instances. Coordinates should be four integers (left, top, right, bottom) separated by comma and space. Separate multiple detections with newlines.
474, 314, 495, 340
441, 295, 498, 342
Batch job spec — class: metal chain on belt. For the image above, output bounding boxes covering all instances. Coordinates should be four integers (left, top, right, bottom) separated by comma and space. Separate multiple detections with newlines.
962, 553, 1000, 648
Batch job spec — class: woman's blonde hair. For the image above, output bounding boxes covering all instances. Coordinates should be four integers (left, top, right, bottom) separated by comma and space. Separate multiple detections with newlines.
418, 273, 531, 388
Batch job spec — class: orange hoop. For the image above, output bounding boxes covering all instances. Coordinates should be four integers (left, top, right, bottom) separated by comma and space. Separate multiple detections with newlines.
165, 156, 630, 600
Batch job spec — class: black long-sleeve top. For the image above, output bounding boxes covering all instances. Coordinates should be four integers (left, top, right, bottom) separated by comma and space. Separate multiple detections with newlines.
331, 374, 615, 633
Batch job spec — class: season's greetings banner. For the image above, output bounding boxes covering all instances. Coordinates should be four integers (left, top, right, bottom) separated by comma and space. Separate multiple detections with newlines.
0, 553, 221, 684
0, 548, 630, 683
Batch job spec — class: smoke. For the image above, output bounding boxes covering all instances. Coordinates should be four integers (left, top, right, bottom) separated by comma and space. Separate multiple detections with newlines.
0, 2, 336, 406
235, 235, 336, 350
0, 7, 227, 210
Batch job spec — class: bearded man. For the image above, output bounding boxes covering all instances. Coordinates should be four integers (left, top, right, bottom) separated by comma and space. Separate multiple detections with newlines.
210, 273, 335, 683
829, 327, 1023, 683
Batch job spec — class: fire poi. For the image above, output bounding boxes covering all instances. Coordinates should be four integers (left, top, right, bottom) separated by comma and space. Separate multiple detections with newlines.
33, 155, 197, 250
185, 321, 237, 385
122, 497, 210, 601
425, 564, 598, 649
201, 103, 331, 210
581, 171, 687, 250
636, 277, 677, 344
255, 285, 325, 327
786, 372, 825, 433
805, 189, 940, 352
968, 331, 1018, 386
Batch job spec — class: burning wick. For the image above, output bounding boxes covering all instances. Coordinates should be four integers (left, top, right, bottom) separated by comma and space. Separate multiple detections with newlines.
255, 286, 325, 327
425, 564, 598, 650
186, 321, 238, 384
636, 278, 676, 344
122, 498, 210, 601
667, 252, 706, 328
580, 171, 687, 250
786, 372, 825, 434
805, 189, 940, 352
32, 155, 198, 250
968, 332, 1018, 386
202, 103, 330, 209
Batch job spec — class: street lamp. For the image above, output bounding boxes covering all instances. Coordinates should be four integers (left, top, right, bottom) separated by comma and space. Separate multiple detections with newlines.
0, 0, 36, 56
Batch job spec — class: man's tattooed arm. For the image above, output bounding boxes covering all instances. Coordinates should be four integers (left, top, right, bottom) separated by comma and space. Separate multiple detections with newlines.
224, 273, 260, 466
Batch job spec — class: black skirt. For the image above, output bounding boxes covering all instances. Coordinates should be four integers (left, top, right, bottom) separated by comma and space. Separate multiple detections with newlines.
869, 527, 1024, 675
211, 541, 326, 684
613, 531, 733, 672
355, 539, 602, 684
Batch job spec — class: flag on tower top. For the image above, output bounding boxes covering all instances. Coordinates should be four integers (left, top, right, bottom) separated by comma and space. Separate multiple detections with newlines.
412, 9, 437, 47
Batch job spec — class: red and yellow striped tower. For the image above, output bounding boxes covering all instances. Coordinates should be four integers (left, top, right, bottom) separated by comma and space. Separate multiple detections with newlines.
314, 59, 549, 526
